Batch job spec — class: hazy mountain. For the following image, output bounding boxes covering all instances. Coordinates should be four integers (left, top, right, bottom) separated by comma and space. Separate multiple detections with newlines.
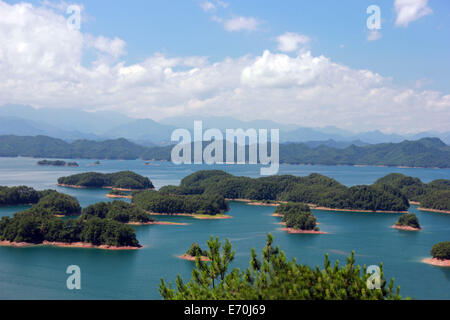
0, 104, 133, 135
104, 119, 177, 145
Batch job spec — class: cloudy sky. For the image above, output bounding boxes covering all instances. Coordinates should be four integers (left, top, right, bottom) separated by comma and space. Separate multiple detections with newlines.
0, 0, 449, 133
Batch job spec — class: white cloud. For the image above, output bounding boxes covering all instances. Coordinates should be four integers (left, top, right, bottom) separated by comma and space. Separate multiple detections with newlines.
222, 16, 260, 32
367, 30, 382, 42
394, 0, 432, 27
277, 32, 310, 52
199, 1, 215, 12
0, 0, 448, 134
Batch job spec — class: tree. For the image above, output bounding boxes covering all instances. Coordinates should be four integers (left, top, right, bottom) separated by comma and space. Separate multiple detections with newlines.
431, 242, 450, 260
159, 234, 402, 300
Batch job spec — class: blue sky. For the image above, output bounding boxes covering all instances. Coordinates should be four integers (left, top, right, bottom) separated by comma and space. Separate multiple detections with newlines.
0, 0, 449, 132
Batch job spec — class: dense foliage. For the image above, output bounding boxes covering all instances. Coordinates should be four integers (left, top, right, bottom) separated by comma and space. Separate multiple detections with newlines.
132, 191, 229, 215
0, 207, 140, 247
160, 234, 402, 300
1, 135, 448, 168
282, 210, 318, 231
82, 201, 153, 224
430, 242, 450, 260
0, 186, 55, 206
420, 190, 450, 211
395, 213, 421, 229
275, 203, 311, 215
186, 243, 207, 257
34, 192, 81, 216
164, 171, 410, 212
58, 171, 154, 190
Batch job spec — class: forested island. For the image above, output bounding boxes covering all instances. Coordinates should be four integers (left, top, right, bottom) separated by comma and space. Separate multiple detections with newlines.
179, 243, 209, 261
274, 203, 324, 234
106, 189, 133, 199
0, 135, 449, 168
423, 242, 450, 267
132, 190, 230, 218
0, 186, 54, 207
375, 173, 450, 213
58, 171, 154, 190
37, 160, 79, 167
158, 170, 410, 213
0, 207, 141, 250
392, 213, 421, 231
81, 201, 155, 225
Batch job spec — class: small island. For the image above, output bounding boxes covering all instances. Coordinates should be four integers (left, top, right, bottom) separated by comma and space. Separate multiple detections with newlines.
37, 160, 79, 167
57, 171, 154, 191
0, 207, 141, 250
275, 203, 326, 234
179, 243, 210, 261
423, 242, 450, 267
132, 190, 231, 219
392, 213, 421, 231
106, 190, 133, 199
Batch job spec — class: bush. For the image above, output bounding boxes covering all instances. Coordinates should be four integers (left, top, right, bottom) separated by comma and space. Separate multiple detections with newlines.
431, 242, 450, 260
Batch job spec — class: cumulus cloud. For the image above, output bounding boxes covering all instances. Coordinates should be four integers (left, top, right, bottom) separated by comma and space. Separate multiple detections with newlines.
0, 0, 448, 133
394, 0, 432, 27
276, 32, 310, 52
221, 16, 261, 32
367, 30, 382, 42
199, 1, 216, 12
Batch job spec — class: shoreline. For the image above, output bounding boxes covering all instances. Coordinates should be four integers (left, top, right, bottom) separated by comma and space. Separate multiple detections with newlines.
230, 198, 408, 214
57, 184, 152, 192
106, 194, 133, 199
391, 225, 421, 231
422, 258, 450, 267
409, 201, 421, 206
128, 221, 189, 226
146, 212, 232, 220
0, 240, 141, 250
178, 254, 210, 262
419, 208, 450, 214
281, 228, 327, 235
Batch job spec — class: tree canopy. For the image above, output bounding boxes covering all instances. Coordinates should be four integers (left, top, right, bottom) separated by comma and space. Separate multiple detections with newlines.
58, 171, 154, 190
431, 242, 450, 260
395, 213, 421, 229
159, 234, 402, 300
82, 201, 153, 224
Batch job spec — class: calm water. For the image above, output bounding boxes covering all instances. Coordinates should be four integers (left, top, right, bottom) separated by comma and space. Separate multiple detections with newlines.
0, 157, 449, 300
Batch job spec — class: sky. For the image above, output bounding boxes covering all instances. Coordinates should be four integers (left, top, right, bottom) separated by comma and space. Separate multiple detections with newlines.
0, 0, 449, 133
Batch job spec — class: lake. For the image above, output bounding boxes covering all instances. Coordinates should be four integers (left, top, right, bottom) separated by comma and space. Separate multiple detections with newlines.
0, 157, 449, 300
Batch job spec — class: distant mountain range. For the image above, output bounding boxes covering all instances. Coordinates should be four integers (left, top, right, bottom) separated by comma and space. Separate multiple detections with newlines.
0, 135, 448, 168
1, 104, 449, 145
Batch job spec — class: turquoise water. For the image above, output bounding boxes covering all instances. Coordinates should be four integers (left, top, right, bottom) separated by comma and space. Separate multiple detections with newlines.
0, 157, 449, 300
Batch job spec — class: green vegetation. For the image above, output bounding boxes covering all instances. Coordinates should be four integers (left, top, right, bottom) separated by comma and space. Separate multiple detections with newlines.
275, 203, 311, 215
58, 171, 154, 190
1, 135, 449, 168
159, 234, 402, 300
37, 160, 78, 167
283, 210, 318, 231
0, 186, 57, 207
108, 189, 129, 196
186, 243, 207, 257
431, 242, 450, 260
375, 173, 450, 211
82, 201, 153, 224
34, 192, 81, 216
420, 190, 450, 211
395, 213, 421, 229
132, 191, 229, 215
162, 171, 410, 212
0, 207, 140, 247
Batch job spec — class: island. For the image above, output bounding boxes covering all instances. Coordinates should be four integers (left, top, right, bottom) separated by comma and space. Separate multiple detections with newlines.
57, 171, 154, 191
132, 190, 231, 219
275, 203, 325, 234
0, 186, 58, 207
392, 213, 421, 231
375, 173, 450, 214
0, 207, 141, 250
423, 242, 450, 267
34, 191, 82, 217
106, 190, 133, 199
158, 170, 410, 213
37, 160, 79, 167
179, 243, 210, 261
